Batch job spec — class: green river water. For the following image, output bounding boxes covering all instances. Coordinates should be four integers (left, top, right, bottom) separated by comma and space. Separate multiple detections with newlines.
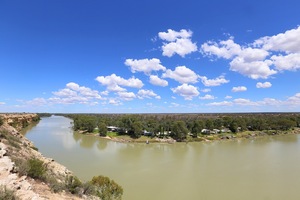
24, 116, 300, 200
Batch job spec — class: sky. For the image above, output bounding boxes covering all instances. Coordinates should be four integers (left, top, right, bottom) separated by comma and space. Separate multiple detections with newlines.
0, 0, 300, 113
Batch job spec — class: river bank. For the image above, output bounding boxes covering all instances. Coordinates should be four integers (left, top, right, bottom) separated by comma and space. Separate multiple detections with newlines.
0, 114, 98, 200
79, 127, 300, 144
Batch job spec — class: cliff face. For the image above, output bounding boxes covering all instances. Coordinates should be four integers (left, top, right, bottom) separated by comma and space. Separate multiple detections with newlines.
0, 113, 40, 131
0, 114, 91, 200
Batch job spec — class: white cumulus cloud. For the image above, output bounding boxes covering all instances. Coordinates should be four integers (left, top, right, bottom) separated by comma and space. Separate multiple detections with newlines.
199, 94, 215, 100
95, 74, 143, 91
256, 82, 272, 88
207, 101, 233, 106
230, 57, 277, 79
233, 98, 258, 106
171, 84, 200, 100
201, 88, 211, 93
158, 29, 197, 57
287, 93, 300, 105
201, 37, 276, 79
232, 86, 247, 92
254, 26, 300, 53
51, 82, 103, 105
163, 66, 198, 84
137, 89, 161, 99
201, 38, 241, 59
158, 29, 193, 42
271, 53, 300, 71
199, 75, 229, 86
124, 58, 166, 75
109, 99, 122, 106
149, 75, 168, 87
117, 91, 136, 101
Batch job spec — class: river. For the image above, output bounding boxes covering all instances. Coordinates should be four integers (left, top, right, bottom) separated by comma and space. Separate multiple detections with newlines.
24, 115, 300, 200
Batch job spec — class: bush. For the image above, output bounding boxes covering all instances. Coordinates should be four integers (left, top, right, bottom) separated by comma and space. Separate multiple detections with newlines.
65, 175, 82, 194
27, 158, 46, 180
30, 146, 39, 151
91, 175, 123, 200
46, 176, 65, 193
11, 157, 29, 176
0, 185, 19, 200
0, 117, 3, 126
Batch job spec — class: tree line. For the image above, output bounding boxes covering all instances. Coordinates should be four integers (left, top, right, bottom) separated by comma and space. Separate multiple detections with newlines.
64, 113, 300, 141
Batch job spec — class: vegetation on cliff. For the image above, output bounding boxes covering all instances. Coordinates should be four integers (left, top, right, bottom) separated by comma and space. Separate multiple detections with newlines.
0, 114, 123, 200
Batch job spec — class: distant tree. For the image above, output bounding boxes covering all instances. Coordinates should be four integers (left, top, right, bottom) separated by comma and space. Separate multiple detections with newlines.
276, 119, 297, 131
229, 121, 238, 133
191, 120, 204, 137
73, 116, 96, 133
98, 122, 107, 136
205, 119, 213, 130
213, 118, 223, 129
131, 121, 143, 138
250, 118, 267, 131
172, 121, 189, 141
235, 118, 247, 131
90, 175, 123, 200
222, 116, 232, 128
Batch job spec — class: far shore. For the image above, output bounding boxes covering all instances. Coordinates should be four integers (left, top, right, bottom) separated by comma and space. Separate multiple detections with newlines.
75, 128, 300, 144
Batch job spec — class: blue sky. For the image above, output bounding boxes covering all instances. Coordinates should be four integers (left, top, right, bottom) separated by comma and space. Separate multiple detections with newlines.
1, 0, 300, 113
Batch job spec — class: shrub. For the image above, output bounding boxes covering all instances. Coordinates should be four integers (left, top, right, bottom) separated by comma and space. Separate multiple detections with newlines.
27, 158, 46, 180
0, 185, 19, 200
81, 182, 96, 196
46, 176, 64, 193
65, 175, 82, 194
11, 157, 29, 176
30, 146, 39, 151
91, 175, 123, 200
0, 117, 3, 126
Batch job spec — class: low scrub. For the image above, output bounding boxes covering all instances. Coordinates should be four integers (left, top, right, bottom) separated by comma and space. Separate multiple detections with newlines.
0, 185, 19, 200
91, 175, 123, 200
65, 175, 83, 194
27, 158, 46, 180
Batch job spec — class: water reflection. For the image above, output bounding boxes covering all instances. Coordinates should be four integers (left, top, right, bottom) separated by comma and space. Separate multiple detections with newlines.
97, 140, 108, 150
73, 133, 98, 149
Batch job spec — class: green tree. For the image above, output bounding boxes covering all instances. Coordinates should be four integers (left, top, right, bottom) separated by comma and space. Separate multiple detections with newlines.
91, 175, 123, 200
73, 116, 96, 133
131, 121, 143, 138
276, 118, 297, 131
191, 120, 204, 137
213, 118, 223, 129
98, 122, 107, 136
172, 121, 189, 141
205, 119, 213, 130
229, 121, 238, 133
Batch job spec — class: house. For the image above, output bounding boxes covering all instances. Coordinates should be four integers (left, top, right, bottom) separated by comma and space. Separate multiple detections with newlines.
201, 129, 211, 134
143, 130, 154, 136
213, 129, 221, 134
107, 126, 119, 132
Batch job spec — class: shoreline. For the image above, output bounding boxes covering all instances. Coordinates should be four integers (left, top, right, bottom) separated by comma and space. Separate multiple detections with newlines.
0, 114, 97, 200
77, 128, 300, 144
